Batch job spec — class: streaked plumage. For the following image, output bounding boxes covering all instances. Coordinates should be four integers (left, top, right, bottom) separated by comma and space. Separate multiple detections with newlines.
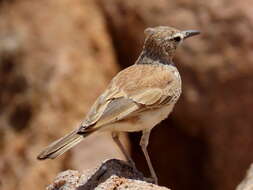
37, 26, 200, 185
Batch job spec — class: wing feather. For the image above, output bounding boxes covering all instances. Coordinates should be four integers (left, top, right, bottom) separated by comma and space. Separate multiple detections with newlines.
128, 88, 162, 105
79, 64, 176, 133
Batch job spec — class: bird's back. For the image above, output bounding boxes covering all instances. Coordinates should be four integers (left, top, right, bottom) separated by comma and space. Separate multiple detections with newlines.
79, 63, 181, 132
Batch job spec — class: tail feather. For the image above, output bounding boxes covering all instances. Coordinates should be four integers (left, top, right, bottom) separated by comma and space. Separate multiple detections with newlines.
37, 130, 88, 160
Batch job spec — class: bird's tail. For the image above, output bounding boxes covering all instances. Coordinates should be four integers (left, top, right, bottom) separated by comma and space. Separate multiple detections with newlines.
37, 129, 90, 160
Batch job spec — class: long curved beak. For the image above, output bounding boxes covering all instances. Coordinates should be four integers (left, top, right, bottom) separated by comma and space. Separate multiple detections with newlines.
182, 30, 200, 39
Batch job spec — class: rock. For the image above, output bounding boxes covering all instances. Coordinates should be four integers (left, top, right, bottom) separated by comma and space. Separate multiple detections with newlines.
95, 176, 168, 190
236, 164, 253, 190
1, 0, 253, 190
45, 161, 253, 190
0, 1, 125, 190
98, 0, 253, 190
47, 159, 170, 190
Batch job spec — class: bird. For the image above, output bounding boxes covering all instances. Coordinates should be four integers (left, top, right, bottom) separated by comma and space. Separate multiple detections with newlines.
37, 26, 200, 184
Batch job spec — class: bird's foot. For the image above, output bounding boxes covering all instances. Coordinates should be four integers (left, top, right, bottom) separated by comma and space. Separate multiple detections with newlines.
127, 160, 137, 170
144, 176, 158, 185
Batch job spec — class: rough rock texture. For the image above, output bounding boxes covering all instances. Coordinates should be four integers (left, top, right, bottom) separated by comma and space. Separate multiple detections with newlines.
98, 1, 253, 190
47, 159, 170, 190
1, 0, 253, 190
0, 1, 124, 190
46, 162, 253, 190
236, 164, 253, 190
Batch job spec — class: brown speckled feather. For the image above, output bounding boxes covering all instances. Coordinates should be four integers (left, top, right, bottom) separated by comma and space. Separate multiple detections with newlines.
80, 64, 180, 132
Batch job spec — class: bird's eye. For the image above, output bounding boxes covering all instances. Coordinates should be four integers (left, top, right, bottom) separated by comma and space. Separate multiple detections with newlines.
173, 36, 181, 42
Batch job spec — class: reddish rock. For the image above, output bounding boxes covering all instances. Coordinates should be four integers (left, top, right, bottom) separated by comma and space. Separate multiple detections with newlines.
1, 0, 253, 190
0, 0, 121, 190
98, 0, 253, 190
47, 159, 170, 190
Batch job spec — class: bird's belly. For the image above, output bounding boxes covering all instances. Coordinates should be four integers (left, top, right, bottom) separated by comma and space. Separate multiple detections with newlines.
103, 104, 174, 132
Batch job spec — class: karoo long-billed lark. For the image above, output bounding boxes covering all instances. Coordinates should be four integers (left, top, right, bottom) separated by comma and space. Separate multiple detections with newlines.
37, 26, 200, 184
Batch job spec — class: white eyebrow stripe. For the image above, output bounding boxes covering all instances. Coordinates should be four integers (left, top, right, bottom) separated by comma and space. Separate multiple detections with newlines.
164, 33, 184, 41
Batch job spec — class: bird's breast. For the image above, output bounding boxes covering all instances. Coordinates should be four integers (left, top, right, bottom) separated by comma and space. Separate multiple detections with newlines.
138, 104, 175, 130
163, 65, 182, 104
103, 104, 174, 132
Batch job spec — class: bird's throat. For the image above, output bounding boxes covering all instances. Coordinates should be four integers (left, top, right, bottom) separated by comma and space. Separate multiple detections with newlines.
136, 50, 173, 66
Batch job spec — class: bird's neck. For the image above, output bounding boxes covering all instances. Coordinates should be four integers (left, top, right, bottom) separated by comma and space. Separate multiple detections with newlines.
135, 49, 174, 66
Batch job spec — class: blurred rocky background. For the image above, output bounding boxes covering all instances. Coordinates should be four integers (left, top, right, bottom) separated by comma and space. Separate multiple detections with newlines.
0, 0, 252, 190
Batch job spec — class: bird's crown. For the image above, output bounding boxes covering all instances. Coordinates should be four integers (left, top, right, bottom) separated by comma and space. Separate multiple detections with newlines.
142, 26, 200, 61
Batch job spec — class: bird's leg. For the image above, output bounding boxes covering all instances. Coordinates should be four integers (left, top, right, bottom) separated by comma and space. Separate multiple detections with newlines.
140, 129, 158, 185
112, 132, 136, 169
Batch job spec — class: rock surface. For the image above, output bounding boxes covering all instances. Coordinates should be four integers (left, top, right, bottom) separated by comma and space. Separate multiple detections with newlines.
0, 1, 124, 190
98, 0, 253, 190
47, 159, 170, 190
236, 164, 253, 190
1, 0, 253, 190
46, 159, 253, 190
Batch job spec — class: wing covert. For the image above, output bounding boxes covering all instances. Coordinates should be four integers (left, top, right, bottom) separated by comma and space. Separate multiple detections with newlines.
79, 64, 176, 133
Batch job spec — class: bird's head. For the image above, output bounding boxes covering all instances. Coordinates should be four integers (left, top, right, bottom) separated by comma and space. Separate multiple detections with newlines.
142, 26, 200, 62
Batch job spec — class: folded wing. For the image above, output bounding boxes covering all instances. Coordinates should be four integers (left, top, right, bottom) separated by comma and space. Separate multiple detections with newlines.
78, 64, 174, 133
